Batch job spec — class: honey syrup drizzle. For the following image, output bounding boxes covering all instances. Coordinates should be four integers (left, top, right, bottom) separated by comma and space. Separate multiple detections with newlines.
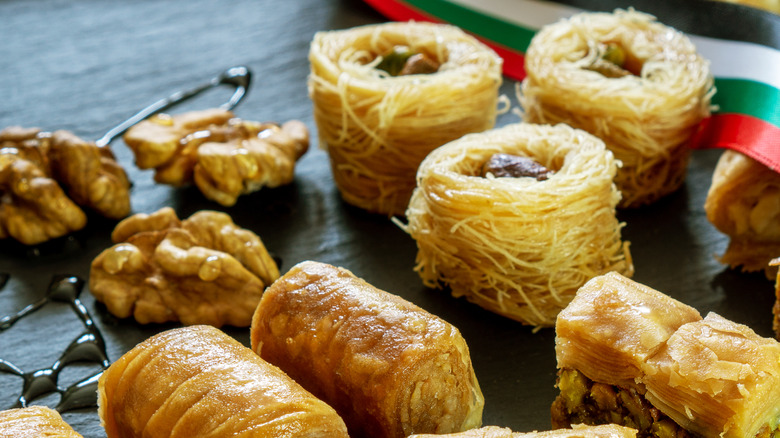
0, 275, 109, 412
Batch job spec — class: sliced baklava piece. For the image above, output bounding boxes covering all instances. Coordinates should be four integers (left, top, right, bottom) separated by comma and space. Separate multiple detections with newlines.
641, 313, 780, 437
554, 272, 700, 388
553, 272, 780, 438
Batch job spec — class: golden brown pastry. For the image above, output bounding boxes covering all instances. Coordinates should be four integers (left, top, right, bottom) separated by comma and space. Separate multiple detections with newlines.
705, 150, 780, 278
122, 108, 309, 206
0, 406, 84, 438
0, 126, 131, 244
773, 258, 780, 339
98, 325, 349, 438
90, 207, 278, 327
309, 21, 503, 215
251, 261, 484, 438
409, 424, 637, 438
520, 10, 713, 208
403, 123, 633, 327
552, 272, 780, 438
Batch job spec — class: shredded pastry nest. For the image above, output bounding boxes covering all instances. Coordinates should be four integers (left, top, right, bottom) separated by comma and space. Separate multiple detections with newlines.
309, 21, 503, 215
401, 123, 634, 327
519, 9, 714, 208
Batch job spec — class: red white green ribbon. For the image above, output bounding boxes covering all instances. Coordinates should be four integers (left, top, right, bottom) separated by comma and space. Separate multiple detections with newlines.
363, 0, 780, 171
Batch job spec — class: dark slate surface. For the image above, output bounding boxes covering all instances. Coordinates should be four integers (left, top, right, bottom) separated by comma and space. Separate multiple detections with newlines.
0, 0, 775, 437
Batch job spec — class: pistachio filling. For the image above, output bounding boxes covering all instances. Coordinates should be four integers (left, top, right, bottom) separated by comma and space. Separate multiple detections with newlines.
552, 369, 780, 438
585, 41, 643, 78
376, 46, 440, 76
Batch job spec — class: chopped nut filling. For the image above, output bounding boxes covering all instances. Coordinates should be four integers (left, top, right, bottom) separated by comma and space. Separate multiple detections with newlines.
376, 46, 440, 76
481, 153, 554, 180
585, 42, 643, 78
552, 369, 780, 438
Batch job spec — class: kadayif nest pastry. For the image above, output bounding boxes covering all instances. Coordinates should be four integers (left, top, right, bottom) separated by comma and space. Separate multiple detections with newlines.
403, 123, 633, 327
520, 9, 713, 208
309, 21, 503, 215
552, 272, 780, 437
251, 261, 484, 438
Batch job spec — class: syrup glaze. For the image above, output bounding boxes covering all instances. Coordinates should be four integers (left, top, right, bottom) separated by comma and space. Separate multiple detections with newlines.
0, 275, 109, 412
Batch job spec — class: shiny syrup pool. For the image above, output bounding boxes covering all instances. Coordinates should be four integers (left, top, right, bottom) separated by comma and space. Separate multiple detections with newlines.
0, 274, 108, 412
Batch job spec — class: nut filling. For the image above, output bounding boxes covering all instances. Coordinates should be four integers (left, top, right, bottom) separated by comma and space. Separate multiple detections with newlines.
481, 153, 555, 180
551, 369, 780, 438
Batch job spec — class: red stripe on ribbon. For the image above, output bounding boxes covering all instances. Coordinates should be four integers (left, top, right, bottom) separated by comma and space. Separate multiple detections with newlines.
692, 113, 780, 171
362, 0, 527, 80
363, 0, 440, 23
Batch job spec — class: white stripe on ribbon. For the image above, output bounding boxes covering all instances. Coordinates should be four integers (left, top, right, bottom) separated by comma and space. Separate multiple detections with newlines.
448, 0, 780, 88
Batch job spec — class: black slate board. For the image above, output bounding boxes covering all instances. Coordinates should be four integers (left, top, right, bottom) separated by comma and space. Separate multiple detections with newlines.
0, 0, 775, 437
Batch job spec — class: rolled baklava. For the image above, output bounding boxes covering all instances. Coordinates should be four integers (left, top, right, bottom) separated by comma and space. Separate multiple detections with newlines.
309, 21, 503, 215
403, 123, 633, 326
98, 325, 349, 438
0, 406, 83, 438
705, 150, 780, 279
250, 261, 484, 438
410, 424, 637, 437
552, 272, 780, 437
520, 10, 713, 208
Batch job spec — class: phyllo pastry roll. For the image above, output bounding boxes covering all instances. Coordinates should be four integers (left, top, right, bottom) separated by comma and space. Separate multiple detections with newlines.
309, 21, 502, 215
403, 123, 633, 327
409, 424, 636, 437
705, 150, 780, 279
98, 325, 349, 438
520, 10, 713, 208
552, 272, 780, 438
250, 261, 484, 438
0, 406, 83, 438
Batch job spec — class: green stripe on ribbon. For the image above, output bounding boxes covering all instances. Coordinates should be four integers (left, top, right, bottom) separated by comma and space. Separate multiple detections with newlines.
404, 0, 536, 52
401, 0, 780, 128
714, 78, 780, 128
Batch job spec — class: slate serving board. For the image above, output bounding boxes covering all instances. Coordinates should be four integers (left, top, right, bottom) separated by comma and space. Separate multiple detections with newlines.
0, 0, 775, 437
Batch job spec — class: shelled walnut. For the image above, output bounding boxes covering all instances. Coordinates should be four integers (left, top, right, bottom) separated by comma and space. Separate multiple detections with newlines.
90, 207, 279, 327
0, 126, 131, 245
123, 108, 309, 206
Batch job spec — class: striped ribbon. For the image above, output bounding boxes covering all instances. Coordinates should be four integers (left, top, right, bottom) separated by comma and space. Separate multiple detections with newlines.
363, 0, 780, 171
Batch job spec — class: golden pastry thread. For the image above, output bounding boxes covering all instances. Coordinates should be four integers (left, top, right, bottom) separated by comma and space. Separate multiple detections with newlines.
309, 21, 503, 215
402, 123, 633, 327
519, 9, 714, 208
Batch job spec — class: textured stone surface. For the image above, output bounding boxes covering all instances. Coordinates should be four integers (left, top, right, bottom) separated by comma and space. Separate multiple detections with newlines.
0, 1, 775, 437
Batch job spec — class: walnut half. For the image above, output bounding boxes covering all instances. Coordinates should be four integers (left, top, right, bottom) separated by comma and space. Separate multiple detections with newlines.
0, 126, 131, 245
89, 207, 279, 327
123, 109, 309, 206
